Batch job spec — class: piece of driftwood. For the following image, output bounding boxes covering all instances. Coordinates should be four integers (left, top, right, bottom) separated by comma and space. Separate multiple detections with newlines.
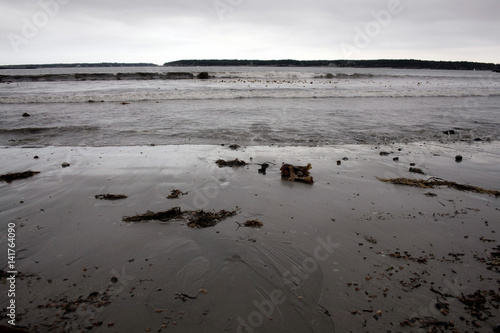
280, 163, 314, 184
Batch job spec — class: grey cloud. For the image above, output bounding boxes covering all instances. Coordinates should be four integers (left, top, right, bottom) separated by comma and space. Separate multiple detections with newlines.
0, 0, 498, 65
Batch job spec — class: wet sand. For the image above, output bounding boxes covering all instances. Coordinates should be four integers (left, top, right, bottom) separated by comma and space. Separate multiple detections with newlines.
1, 142, 499, 332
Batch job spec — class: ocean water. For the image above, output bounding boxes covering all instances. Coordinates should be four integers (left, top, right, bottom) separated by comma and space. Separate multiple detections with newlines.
1, 66, 499, 147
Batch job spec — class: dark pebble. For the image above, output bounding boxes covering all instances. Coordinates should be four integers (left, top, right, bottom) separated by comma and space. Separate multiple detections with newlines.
379, 151, 390, 156
337, 160, 341, 165
410, 163, 416, 166
455, 155, 463, 162
409, 167, 424, 175
342, 157, 348, 161
393, 157, 399, 161
34, 156, 39, 159
22, 112, 30, 117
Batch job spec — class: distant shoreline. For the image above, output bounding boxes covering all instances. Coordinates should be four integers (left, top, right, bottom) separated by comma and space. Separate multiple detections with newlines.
1, 59, 499, 71
164, 59, 499, 71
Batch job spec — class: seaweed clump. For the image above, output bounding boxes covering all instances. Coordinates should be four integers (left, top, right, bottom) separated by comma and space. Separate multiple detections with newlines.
243, 219, 263, 228
377, 177, 500, 197
187, 208, 239, 228
95, 194, 128, 200
122, 206, 239, 228
216, 158, 247, 168
0, 170, 40, 183
123, 207, 183, 222
167, 189, 188, 199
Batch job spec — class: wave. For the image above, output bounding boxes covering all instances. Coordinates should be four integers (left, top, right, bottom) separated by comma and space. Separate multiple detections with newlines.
0, 72, 198, 83
0, 70, 465, 83
0, 126, 99, 135
1, 88, 498, 104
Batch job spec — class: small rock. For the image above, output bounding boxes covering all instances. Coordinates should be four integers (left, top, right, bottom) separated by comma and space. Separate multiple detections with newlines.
393, 157, 399, 161
455, 155, 463, 162
409, 167, 424, 175
474, 138, 483, 141
342, 157, 348, 161
379, 151, 390, 156
197, 72, 210, 79
410, 163, 416, 166
34, 156, 39, 159
22, 112, 30, 117
337, 160, 341, 165
110, 276, 118, 283
62, 162, 70, 168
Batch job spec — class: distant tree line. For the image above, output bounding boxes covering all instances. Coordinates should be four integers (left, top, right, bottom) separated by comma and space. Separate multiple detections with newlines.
164, 59, 499, 71
0, 63, 158, 69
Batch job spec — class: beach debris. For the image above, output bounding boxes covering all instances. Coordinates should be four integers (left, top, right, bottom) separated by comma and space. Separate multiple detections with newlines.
228, 144, 241, 150
424, 192, 437, 197
236, 219, 263, 228
455, 155, 463, 162
443, 130, 456, 135
22, 112, 31, 117
175, 292, 197, 302
216, 158, 247, 168
167, 189, 188, 199
474, 245, 499, 273
400, 317, 455, 330
123, 206, 239, 228
121, 102, 130, 105
280, 163, 314, 184
379, 151, 391, 156
377, 177, 500, 196
95, 194, 128, 200
364, 236, 377, 244
388, 251, 433, 263
258, 163, 270, 175
123, 207, 183, 222
458, 289, 500, 321
0, 170, 40, 183
187, 208, 239, 228
435, 298, 450, 315
409, 167, 424, 174
61, 162, 70, 168
400, 277, 422, 292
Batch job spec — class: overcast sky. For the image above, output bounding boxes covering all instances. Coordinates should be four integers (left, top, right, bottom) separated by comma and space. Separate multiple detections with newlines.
1, 0, 499, 65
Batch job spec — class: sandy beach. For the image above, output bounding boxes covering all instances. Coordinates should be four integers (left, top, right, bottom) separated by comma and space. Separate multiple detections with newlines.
1, 142, 499, 332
